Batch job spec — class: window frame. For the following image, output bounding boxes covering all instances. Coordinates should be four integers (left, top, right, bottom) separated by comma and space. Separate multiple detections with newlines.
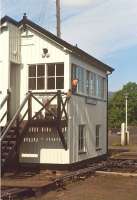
95, 124, 101, 148
78, 124, 87, 153
47, 62, 64, 90
71, 64, 106, 100
28, 62, 64, 91
28, 64, 45, 91
86, 70, 90, 95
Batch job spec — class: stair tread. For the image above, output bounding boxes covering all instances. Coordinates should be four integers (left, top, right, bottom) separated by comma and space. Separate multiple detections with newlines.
2, 141, 9, 144
1, 158, 6, 162
2, 153, 9, 157
5, 136, 17, 140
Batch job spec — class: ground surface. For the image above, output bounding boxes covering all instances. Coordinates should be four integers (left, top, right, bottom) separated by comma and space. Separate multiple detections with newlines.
29, 174, 137, 200
2, 135, 137, 200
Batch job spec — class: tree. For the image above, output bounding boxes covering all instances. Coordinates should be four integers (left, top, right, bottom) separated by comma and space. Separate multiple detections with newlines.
108, 82, 137, 128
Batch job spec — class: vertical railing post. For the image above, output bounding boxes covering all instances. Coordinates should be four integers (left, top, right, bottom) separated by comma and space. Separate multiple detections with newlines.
28, 91, 32, 121
7, 89, 11, 121
16, 116, 20, 165
57, 90, 61, 122
57, 90, 67, 150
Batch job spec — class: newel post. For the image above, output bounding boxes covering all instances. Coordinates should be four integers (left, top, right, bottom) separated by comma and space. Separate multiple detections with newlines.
7, 89, 11, 121
57, 90, 61, 122
28, 91, 32, 121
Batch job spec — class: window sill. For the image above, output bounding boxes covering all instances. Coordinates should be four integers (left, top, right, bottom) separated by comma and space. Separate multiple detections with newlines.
78, 151, 87, 155
73, 93, 107, 102
96, 148, 102, 151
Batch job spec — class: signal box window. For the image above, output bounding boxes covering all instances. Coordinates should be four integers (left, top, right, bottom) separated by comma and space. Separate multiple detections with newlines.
96, 125, 101, 148
28, 64, 45, 90
47, 63, 64, 89
78, 125, 86, 153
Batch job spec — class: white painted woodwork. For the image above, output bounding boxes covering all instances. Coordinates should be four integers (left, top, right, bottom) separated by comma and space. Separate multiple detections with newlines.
0, 19, 109, 164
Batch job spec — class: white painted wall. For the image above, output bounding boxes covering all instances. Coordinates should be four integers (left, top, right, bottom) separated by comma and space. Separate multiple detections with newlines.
20, 27, 70, 103
0, 23, 9, 125
0, 22, 21, 120
8, 23, 21, 64
68, 55, 107, 163
0, 23, 9, 99
0, 21, 108, 164
19, 26, 71, 164
68, 95, 107, 163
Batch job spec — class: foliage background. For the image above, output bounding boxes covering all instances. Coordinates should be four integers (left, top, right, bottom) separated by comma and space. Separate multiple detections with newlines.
108, 82, 137, 128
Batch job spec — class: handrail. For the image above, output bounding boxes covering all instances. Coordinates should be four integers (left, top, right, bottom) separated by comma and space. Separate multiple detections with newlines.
32, 91, 67, 95
1, 90, 69, 152
0, 94, 8, 109
0, 111, 8, 123
1, 92, 31, 140
0, 90, 11, 123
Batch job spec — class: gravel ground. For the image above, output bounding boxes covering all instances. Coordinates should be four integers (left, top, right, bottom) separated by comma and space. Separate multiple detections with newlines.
29, 174, 137, 200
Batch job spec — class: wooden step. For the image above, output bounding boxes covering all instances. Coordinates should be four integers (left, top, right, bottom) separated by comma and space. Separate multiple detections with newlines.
5, 134, 17, 140
8, 141, 16, 145
6, 146, 13, 151
1, 146, 13, 153
2, 141, 9, 145
1, 146, 6, 151
2, 152, 9, 158
1, 158, 6, 163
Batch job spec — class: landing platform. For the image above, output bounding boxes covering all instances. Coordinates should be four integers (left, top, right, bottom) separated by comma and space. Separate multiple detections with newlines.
29, 119, 67, 127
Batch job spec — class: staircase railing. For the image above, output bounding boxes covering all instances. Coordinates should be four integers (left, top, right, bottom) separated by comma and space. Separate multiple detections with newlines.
1, 92, 31, 140
1, 90, 69, 149
0, 89, 11, 124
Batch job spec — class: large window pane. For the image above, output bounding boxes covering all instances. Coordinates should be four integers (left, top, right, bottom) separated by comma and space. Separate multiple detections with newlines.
72, 64, 77, 79
28, 64, 45, 90
86, 71, 90, 95
29, 78, 36, 90
77, 67, 84, 93
37, 78, 45, 89
47, 78, 55, 89
56, 77, 64, 89
56, 63, 64, 76
29, 65, 36, 77
78, 125, 86, 152
37, 65, 45, 76
96, 125, 100, 148
93, 73, 96, 96
47, 64, 55, 76
101, 78, 105, 99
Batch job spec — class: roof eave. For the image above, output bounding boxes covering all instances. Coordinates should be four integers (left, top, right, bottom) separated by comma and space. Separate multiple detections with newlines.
1, 15, 114, 73
0, 15, 18, 26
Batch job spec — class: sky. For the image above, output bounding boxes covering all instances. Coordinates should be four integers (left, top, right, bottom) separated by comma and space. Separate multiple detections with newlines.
1, 0, 137, 91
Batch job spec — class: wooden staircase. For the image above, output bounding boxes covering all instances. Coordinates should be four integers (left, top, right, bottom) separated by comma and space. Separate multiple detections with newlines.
1, 127, 17, 169
1, 90, 69, 173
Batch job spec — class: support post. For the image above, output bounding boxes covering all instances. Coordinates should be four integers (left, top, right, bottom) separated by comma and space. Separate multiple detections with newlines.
121, 123, 125, 146
57, 90, 61, 121
28, 92, 32, 121
57, 90, 67, 150
56, 0, 61, 38
7, 89, 11, 121
125, 94, 129, 145
16, 116, 20, 165
125, 94, 128, 133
